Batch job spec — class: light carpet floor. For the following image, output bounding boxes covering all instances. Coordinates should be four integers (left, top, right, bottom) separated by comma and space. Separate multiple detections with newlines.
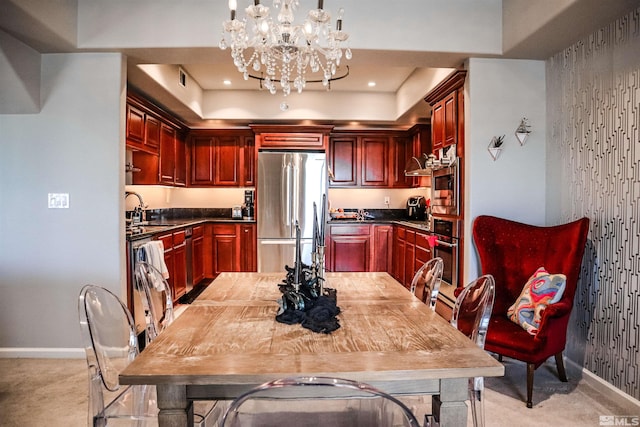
0, 356, 638, 426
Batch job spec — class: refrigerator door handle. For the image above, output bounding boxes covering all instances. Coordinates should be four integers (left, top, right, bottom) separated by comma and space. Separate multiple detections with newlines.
292, 161, 299, 227
282, 161, 291, 227
259, 239, 297, 245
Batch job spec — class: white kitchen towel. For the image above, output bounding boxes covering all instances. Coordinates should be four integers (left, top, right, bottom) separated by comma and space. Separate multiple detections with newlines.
142, 241, 169, 281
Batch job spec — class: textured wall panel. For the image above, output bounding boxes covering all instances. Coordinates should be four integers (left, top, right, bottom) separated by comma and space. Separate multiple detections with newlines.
547, 7, 640, 399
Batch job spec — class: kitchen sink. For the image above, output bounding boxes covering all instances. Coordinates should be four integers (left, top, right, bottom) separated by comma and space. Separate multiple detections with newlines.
126, 225, 169, 235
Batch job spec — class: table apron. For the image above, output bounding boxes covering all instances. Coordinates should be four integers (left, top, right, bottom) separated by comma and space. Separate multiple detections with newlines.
185, 378, 453, 400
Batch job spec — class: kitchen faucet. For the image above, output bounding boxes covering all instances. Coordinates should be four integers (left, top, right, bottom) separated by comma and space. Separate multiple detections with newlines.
125, 191, 147, 225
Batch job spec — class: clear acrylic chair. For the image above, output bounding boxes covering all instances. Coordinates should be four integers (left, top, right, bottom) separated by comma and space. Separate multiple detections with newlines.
134, 261, 175, 345
409, 257, 443, 310
78, 284, 158, 427
220, 376, 421, 427
134, 262, 225, 426
447, 274, 496, 427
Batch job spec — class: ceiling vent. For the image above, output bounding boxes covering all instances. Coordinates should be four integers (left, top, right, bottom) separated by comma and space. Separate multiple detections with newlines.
178, 67, 187, 88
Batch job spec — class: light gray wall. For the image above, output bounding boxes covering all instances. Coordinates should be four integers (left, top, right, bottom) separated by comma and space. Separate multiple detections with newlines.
76, 0, 502, 54
463, 57, 547, 282
0, 51, 125, 354
546, 7, 640, 400
0, 29, 41, 113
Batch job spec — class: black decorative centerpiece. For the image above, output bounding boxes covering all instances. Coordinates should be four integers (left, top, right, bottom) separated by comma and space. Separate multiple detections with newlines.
275, 194, 340, 334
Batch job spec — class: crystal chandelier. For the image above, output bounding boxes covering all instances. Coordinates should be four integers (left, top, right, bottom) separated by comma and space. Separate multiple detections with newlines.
219, 0, 352, 96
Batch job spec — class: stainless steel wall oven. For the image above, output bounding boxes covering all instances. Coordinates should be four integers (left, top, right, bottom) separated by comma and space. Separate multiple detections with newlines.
431, 218, 460, 288
431, 165, 459, 216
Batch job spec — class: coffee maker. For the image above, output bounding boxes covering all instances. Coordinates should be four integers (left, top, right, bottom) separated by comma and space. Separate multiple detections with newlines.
242, 190, 255, 220
406, 195, 427, 220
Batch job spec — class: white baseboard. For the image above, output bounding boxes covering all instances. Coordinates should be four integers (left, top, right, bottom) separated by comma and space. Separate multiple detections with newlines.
565, 358, 640, 412
0, 347, 85, 359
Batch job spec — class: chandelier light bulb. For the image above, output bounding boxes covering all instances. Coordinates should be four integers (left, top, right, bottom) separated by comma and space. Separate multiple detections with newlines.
220, 0, 351, 96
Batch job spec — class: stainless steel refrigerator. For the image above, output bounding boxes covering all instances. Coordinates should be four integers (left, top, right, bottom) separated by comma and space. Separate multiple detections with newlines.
257, 151, 327, 272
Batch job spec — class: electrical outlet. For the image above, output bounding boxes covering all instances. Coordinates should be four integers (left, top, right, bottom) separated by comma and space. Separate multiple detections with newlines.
48, 193, 69, 209
384, 196, 390, 205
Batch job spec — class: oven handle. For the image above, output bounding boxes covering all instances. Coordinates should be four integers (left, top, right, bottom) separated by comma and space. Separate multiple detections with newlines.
435, 239, 457, 248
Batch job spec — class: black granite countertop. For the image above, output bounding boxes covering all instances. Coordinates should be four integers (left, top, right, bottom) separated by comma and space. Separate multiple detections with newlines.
126, 217, 255, 241
126, 208, 431, 241
328, 218, 432, 232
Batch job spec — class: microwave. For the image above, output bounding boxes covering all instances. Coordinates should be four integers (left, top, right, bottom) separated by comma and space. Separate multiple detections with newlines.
431, 165, 459, 216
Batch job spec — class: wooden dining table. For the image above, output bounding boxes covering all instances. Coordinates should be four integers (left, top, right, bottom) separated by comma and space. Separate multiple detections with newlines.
120, 272, 504, 427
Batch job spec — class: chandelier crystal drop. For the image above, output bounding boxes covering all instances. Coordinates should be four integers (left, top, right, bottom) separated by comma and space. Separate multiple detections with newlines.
220, 0, 351, 96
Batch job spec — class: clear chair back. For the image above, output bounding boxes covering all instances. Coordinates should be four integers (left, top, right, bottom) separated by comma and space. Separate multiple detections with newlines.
410, 257, 444, 310
78, 285, 159, 427
79, 285, 139, 391
221, 376, 420, 427
451, 274, 495, 349
134, 261, 174, 343
449, 275, 495, 427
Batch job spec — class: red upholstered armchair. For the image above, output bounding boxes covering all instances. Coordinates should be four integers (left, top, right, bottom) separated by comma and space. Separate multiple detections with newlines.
472, 215, 590, 408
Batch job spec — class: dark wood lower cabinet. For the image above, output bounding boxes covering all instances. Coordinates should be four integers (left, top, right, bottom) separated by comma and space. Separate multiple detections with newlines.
404, 229, 416, 290
393, 226, 406, 284
212, 224, 239, 274
240, 224, 257, 272
372, 225, 393, 272
327, 224, 393, 273
156, 230, 187, 302
329, 225, 371, 271
392, 225, 433, 289
192, 225, 205, 285
211, 223, 257, 275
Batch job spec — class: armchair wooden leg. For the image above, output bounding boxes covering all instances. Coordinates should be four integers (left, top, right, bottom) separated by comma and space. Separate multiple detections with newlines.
526, 363, 535, 408
555, 352, 568, 382
497, 354, 503, 362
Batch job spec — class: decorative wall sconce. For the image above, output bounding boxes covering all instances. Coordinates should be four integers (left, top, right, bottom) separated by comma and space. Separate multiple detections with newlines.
515, 118, 531, 145
488, 135, 505, 161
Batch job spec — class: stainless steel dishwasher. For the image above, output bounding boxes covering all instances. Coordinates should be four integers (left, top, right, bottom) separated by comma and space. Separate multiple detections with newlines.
184, 226, 193, 294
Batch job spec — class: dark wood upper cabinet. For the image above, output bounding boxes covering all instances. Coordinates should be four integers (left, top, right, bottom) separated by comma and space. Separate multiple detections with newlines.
159, 124, 175, 184
144, 115, 161, 150
126, 104, 145, 144
126, 94, 172, 155
250, 125, 333, 150
174, 132, 187, 187
329, 130, 424, 188
158, 124, 185, 187
425, 70, 466, 156
241, 136, 255, 187
190, 135, 215, 186
431, 102, 444, 151
444, 92, 457, 147
127, 92, 187, 185
360, 136, 389, 187
214, 135, 240, 186
188, 130, 255, 188
328, 135, 358, 186
390, 135, 414, 188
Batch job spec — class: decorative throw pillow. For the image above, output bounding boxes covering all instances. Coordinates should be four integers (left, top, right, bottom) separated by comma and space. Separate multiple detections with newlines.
507, 267, 567, 335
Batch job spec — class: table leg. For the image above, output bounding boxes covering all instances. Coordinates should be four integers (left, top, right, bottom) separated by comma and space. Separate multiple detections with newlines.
432, 378, 468, 427
157, 384, 193, 427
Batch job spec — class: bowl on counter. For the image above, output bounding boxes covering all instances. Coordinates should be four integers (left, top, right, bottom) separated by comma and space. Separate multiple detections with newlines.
330, 211, 358, 219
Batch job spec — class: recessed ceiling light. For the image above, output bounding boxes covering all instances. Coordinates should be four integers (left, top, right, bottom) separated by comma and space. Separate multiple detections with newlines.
223, 79, 232, 86
368, 81, 376, 87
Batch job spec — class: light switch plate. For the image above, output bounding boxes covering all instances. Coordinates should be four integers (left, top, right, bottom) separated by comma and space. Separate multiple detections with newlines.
48, 193, 69, 208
